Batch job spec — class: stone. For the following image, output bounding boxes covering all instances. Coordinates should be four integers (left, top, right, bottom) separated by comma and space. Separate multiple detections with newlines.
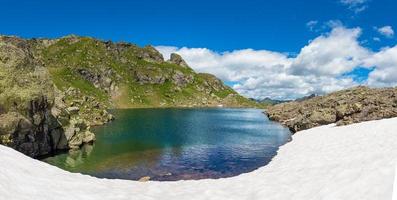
169, 53, 189, 68
32, 113, 43, 126
141, 45, 164, 63
64, 125, 77, 141
49, 128, 62, 150
172, 70, 193, 87
68, 133, 84, 149
138, 176, 151, 182
0, 112, 28, 135
66, 107, 80, 115
82, 130, 95, 143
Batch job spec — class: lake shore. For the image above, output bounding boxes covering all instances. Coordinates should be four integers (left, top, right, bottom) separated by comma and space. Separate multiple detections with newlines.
1, 117, 396, 199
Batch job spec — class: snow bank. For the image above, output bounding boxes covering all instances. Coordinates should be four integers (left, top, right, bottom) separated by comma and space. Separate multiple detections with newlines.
1, 118, 397, 200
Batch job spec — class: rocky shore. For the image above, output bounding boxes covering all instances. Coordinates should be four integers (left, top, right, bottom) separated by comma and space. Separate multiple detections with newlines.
265, 86, 397, 132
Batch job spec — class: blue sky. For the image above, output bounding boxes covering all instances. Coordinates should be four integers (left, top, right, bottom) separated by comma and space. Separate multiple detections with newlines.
1, 0, 397, 99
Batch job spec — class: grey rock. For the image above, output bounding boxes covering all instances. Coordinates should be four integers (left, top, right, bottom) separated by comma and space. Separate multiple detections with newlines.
172, 70, 193, 87
266, 86, 397, 133
66, 106, 80, 115
82, 131, 95, 143
169, 53, 189, 68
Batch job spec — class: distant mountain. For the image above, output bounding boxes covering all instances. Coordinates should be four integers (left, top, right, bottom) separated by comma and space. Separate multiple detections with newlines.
295, 94, 317, 102
253, 94, 318, 106
256, 97, 290, 105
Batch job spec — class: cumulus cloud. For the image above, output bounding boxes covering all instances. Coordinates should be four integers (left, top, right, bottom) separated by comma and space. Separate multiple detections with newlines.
290, 27, 370, 76
376, 26, 394, 38
365, 45, 397, 86
156, 26, 397, 100
340, 0, 369, 13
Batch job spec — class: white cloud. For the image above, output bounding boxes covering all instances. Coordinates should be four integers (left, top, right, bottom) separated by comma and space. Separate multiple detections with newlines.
306, 20, 318, 31
376, 26, 394, 38
157, 46, 291, 82
156, 26, 397, 100
364, 45, 397, 87
290, 27, 371, 76
340, 0, 369, 13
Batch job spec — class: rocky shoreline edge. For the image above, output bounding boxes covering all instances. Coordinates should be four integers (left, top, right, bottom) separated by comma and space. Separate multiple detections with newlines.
265, 86, 397, 133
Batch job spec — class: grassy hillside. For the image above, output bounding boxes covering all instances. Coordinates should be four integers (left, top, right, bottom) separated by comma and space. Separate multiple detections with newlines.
37, 35, 256, 108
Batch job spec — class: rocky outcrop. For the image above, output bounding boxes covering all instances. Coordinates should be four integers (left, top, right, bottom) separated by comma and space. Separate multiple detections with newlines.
77, 68, 119, 95
0, 35, 113, 157
168, 53, 189, 68
140, 45, 164, 63
265, 86, 397, 133
172, 70, 194, 87
0, 90, 103, 157
0, 96, 63, 157
133, 68, 193, 87
133, 68, 167, 85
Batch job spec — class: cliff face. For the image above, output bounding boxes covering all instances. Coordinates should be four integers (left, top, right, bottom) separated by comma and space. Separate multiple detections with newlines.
0, 35, 257, 157
265, 86, 397, 133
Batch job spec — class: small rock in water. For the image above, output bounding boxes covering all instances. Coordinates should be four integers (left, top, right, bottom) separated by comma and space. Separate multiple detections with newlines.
138, 176, 151, 182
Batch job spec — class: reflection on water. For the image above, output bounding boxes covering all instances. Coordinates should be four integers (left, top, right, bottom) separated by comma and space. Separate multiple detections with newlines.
43, 108, 291, 181
64, 144, 94, 168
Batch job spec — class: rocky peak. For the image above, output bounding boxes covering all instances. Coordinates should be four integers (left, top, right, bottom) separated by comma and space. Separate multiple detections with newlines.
169, 53, 189, 68
141, 45, 164, 63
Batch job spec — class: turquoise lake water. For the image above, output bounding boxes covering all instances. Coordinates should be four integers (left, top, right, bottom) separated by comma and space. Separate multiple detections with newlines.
43, 108, 291, 181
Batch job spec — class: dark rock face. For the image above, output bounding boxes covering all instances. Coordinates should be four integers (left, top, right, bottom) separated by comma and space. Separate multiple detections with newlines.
0, 36, 110, 157
0, 96, 65, 157
265, 86, 397, 133
0, 91, 105, 157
